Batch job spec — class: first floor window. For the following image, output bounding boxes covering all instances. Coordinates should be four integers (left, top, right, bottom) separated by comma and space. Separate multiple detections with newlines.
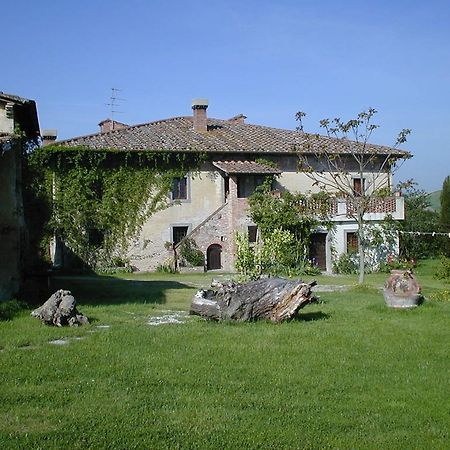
353, 178, 365, 196
172, 176, 188, 200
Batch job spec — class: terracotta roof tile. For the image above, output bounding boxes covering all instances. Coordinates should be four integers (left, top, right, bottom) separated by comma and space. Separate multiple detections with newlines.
57, 116, 410, 157
213, 160, 281, 175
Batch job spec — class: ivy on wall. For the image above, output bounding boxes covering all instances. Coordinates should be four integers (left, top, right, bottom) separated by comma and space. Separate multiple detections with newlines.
29, 146, 204, 269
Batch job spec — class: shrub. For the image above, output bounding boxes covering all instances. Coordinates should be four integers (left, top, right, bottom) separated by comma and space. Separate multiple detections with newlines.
179, 238, 204, 267
155, 262, 178, 274
434, 255, 450, 281
333, 252, 358, 274
0, 300, 24, 321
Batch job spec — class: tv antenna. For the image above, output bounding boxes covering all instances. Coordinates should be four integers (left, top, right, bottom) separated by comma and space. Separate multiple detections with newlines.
105, 87, 126, 127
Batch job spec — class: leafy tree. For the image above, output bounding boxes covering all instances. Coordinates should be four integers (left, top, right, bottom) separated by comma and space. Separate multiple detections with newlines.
234, 184, 333, 279
295, 108, 411, 284
397, 180, 441, 259
440, 176, 450, 230
439, 175, 450, 256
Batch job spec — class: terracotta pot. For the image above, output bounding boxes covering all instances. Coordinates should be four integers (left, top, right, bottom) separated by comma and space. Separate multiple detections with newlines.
383, 270, 422, 308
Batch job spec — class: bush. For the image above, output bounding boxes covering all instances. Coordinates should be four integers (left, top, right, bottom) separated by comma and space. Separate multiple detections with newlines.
333, 253, 358, 274
156, 262, 178, 274
179, 238, 204, 267
434, 256, 450, 281
0, 300, 24, 320
379, 257, 415, 273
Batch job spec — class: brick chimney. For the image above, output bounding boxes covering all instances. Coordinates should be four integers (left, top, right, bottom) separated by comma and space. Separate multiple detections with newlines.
98, 118, 128, 133
41, 129, 57, 146
192, 98, 208, 133
228, 114, 246, 125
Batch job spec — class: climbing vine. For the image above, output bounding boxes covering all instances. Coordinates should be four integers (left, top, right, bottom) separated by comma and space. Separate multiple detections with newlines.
29, 146, 204, 269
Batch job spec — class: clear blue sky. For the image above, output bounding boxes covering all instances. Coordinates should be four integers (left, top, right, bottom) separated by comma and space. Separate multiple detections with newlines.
2, 0, 449, 192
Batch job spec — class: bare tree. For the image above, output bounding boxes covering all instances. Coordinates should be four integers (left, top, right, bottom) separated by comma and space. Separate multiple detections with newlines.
295, 108, 411, 284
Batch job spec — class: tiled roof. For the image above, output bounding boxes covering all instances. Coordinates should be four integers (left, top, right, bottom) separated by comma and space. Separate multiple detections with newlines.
0, 92, 34, 104
213, 160, 281, 175
57, 116, 409, 157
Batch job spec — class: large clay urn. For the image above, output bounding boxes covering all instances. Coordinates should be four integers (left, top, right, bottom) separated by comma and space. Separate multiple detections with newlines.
383, 270, 422, 308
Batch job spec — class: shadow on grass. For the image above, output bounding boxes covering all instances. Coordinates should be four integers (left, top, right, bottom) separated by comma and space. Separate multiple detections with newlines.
49, 275, 193, 306
295, 311, 330, 322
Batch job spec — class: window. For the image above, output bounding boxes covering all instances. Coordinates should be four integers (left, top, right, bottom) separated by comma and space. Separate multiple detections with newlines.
346, 232, 359, 253
171, 177, 188, 200
237, 175, 266, 198
172, 226, 188, 245
248, 226, 258, 243
353, 178, 365, 196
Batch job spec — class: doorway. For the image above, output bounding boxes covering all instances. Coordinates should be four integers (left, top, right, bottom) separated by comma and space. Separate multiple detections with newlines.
309, 233, 327, 271
207, 244, 222, 270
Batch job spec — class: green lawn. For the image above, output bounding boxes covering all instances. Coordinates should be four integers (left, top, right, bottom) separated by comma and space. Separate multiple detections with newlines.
0, 262, 449, 449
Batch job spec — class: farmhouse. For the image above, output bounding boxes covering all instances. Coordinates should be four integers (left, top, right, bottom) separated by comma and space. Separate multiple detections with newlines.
56, 99, 407, 272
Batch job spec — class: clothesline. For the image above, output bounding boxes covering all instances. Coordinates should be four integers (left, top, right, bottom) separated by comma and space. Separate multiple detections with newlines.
399, 231, 450, 238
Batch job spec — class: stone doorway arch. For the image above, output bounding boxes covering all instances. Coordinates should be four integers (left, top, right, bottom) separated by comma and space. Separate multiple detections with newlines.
207, 244, 222, 270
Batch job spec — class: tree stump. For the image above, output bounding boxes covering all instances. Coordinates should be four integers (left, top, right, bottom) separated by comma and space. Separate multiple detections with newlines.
190, 277, 317, 323
31, 289, 89, 327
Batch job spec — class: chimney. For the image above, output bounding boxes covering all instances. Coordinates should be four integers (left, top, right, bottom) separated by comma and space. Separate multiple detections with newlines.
41, 129, 57, 146
192, 98, 208, 133
228, 114, 246, 125
98, 118, 128, 133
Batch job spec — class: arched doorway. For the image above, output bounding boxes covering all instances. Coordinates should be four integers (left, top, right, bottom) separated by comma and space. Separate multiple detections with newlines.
207, 244, 222, 270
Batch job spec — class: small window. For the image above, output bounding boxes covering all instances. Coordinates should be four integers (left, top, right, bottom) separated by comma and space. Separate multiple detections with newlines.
88, 228, 105, 247
172, 177, 188, 200
353, 178, 365, 196
346, 232, 359, 253
248, 226, 258, 243
172, 226, 188, 245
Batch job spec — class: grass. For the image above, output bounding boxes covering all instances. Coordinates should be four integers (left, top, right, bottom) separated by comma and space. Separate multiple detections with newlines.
0, 261, 449, 449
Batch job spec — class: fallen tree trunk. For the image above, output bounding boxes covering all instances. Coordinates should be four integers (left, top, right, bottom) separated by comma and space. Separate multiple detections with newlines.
190, 277, 317, 323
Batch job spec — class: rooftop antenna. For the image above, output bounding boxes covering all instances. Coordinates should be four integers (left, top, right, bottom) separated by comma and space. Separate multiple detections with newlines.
105, 87, 126, 130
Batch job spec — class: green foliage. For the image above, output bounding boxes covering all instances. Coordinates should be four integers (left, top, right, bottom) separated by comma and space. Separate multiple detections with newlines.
397, 180, 442, 259
440, 176, 450, 230
0, 299, 24, 321
234, 231, 261, 280
235, 189, 333, 278
379, 257, 415, 273
333, 252, 358, 274
179, 238, 204, 267
434, 255, 450, 281
155, 261, 178, 273
29, 146, 204, 269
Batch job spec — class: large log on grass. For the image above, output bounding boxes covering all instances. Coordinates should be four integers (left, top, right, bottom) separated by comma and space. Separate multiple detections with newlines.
190, 277, 317, 323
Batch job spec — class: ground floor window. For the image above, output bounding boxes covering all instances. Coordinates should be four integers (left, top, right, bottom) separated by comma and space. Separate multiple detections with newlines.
248, 226, 258, 243
172, 226, 188, 245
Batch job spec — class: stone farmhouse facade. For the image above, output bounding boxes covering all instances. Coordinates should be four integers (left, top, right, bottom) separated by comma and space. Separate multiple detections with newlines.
57, 100, 407, 272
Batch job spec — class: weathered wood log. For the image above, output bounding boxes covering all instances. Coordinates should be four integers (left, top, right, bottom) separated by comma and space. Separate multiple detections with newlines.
31, 289, 89, 327
190, 277, 317, 323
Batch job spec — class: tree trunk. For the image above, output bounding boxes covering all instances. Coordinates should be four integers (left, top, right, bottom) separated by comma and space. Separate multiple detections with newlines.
190, 277, 317, 323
